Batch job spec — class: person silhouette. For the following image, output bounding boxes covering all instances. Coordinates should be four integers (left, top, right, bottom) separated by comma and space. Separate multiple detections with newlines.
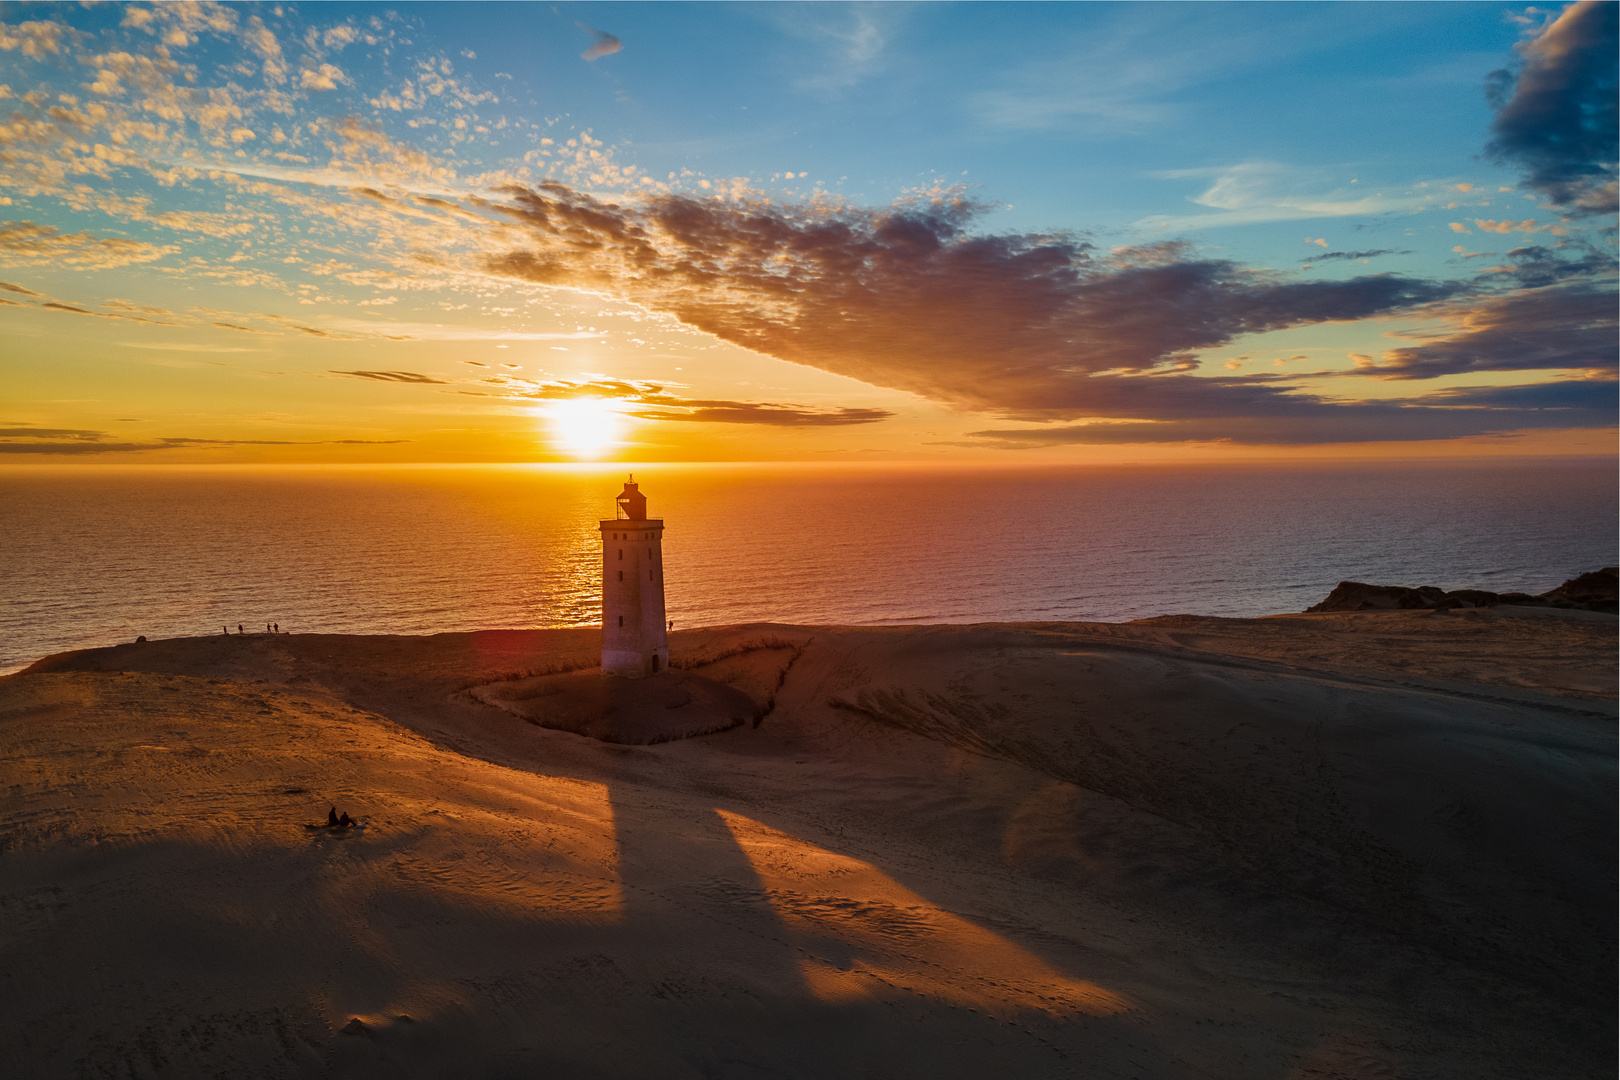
273, 623, 279, 633
237, 624, 244, 634
337, 812, 354, 828
223, 625, 228, 635
327, 807, 339, 827
668, 619, 674, 631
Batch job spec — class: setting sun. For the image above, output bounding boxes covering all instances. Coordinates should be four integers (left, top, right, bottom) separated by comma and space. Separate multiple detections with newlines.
548, 397, 623, 458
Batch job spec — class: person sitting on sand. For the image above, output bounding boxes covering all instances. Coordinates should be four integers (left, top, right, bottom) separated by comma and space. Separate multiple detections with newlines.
337, 812, 354, 828
327, 807, 339, 827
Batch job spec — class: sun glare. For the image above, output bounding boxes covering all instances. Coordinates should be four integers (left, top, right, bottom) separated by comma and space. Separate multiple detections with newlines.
549, 397, 623, 458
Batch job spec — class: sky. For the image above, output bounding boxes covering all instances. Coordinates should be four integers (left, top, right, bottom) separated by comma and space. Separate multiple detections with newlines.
0, 0, 1615, 464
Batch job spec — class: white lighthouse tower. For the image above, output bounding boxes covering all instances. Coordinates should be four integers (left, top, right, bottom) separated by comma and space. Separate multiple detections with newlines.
599, 476, 669, 677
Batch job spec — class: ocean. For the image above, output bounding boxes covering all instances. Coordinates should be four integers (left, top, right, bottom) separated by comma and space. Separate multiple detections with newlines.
2, 459, 1614, 674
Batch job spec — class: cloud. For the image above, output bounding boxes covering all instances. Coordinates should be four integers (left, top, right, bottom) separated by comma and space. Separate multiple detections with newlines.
0, 423, 410, 454
117, 341, 261, 353
1474, 241, 1616, 289
1413, 377, 1617, 410
256, 313, 355, 338
1472, 218, 1556, 235
1485, 0, 1618, 216
486, 376, 892, 427
0, 442, 175, 455
329, 369, 448, 384
962, 7, 1301, 133
37, 299, 182, 326
960, 370, 1618, 446
0, 221, 176, 268
578, 23, 622, 62
1139, 162, 1393, 230
0, 425, 104, 440
1351, 283, 1617, 381
1303, 249, 1411, 262
102, 298, 173, 314
214, 321, 271, 333
0, 19, 70, 58
299, 63, 348, 91
322, 319, 600, 341
482, 184, 1462, 420
960, 383, 1617, 446
632, 402, 894, 426
0, 280, 44, 296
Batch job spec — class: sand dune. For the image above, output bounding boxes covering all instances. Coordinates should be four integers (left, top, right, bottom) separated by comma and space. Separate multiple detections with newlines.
2, 609, 1613, 1078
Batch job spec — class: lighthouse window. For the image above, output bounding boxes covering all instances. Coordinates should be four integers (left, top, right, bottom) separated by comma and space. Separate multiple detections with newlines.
618, 616, 624, 627
618, 570, 623, 581
618, 549, 623, 560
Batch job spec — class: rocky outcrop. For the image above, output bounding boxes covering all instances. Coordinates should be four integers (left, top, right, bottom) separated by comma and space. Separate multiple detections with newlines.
1544, 567, 1620, 608
1306, 567, 1618, 614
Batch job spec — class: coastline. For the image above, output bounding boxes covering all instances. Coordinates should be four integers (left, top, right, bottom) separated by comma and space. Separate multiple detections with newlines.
3, 611, 1615, 1078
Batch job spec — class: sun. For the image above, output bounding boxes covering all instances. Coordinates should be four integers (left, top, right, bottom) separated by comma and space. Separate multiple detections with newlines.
548, 397, 623, 458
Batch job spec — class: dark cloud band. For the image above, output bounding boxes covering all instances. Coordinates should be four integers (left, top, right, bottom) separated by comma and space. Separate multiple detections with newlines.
482, 184, 1463, 421
1485, 0, 1618, 216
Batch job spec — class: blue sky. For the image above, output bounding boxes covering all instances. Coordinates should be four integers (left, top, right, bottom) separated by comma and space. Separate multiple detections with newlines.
0, 1, 1614, 462
342, 3, 1548, 245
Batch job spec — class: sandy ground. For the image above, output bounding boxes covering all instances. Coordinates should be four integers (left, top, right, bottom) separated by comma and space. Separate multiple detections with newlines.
1, 609, 1613, 1079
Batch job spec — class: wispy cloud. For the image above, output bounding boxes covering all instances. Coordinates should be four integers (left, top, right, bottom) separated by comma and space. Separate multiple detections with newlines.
754, 3, 903, 94
0, 221, 176, 269
1136, 163, 1398, 231
329, 369, 447, 384
36, 300, 182, 326
631, 402, 893, 427
965, 6, 1364, 134
0, 422, 409, 454
578, 23, 622, 62
323, 320, 602, 342
479, 376, 893, 427
118, 341, 263, 353
1302, 249, 1412, 263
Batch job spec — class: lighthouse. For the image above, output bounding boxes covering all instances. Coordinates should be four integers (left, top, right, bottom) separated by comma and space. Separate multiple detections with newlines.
599, 475, 669, 677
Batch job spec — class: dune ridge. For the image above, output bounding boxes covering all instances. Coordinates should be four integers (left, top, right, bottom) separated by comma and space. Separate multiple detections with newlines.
2, 608, 1614, 1078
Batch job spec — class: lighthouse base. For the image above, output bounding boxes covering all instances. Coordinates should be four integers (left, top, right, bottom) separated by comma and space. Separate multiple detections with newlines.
468, 668, 755, 744
602, 647, 669, 678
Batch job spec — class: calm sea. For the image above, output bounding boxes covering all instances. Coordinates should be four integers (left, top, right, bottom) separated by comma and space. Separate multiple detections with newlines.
2, 460, 1614, 674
